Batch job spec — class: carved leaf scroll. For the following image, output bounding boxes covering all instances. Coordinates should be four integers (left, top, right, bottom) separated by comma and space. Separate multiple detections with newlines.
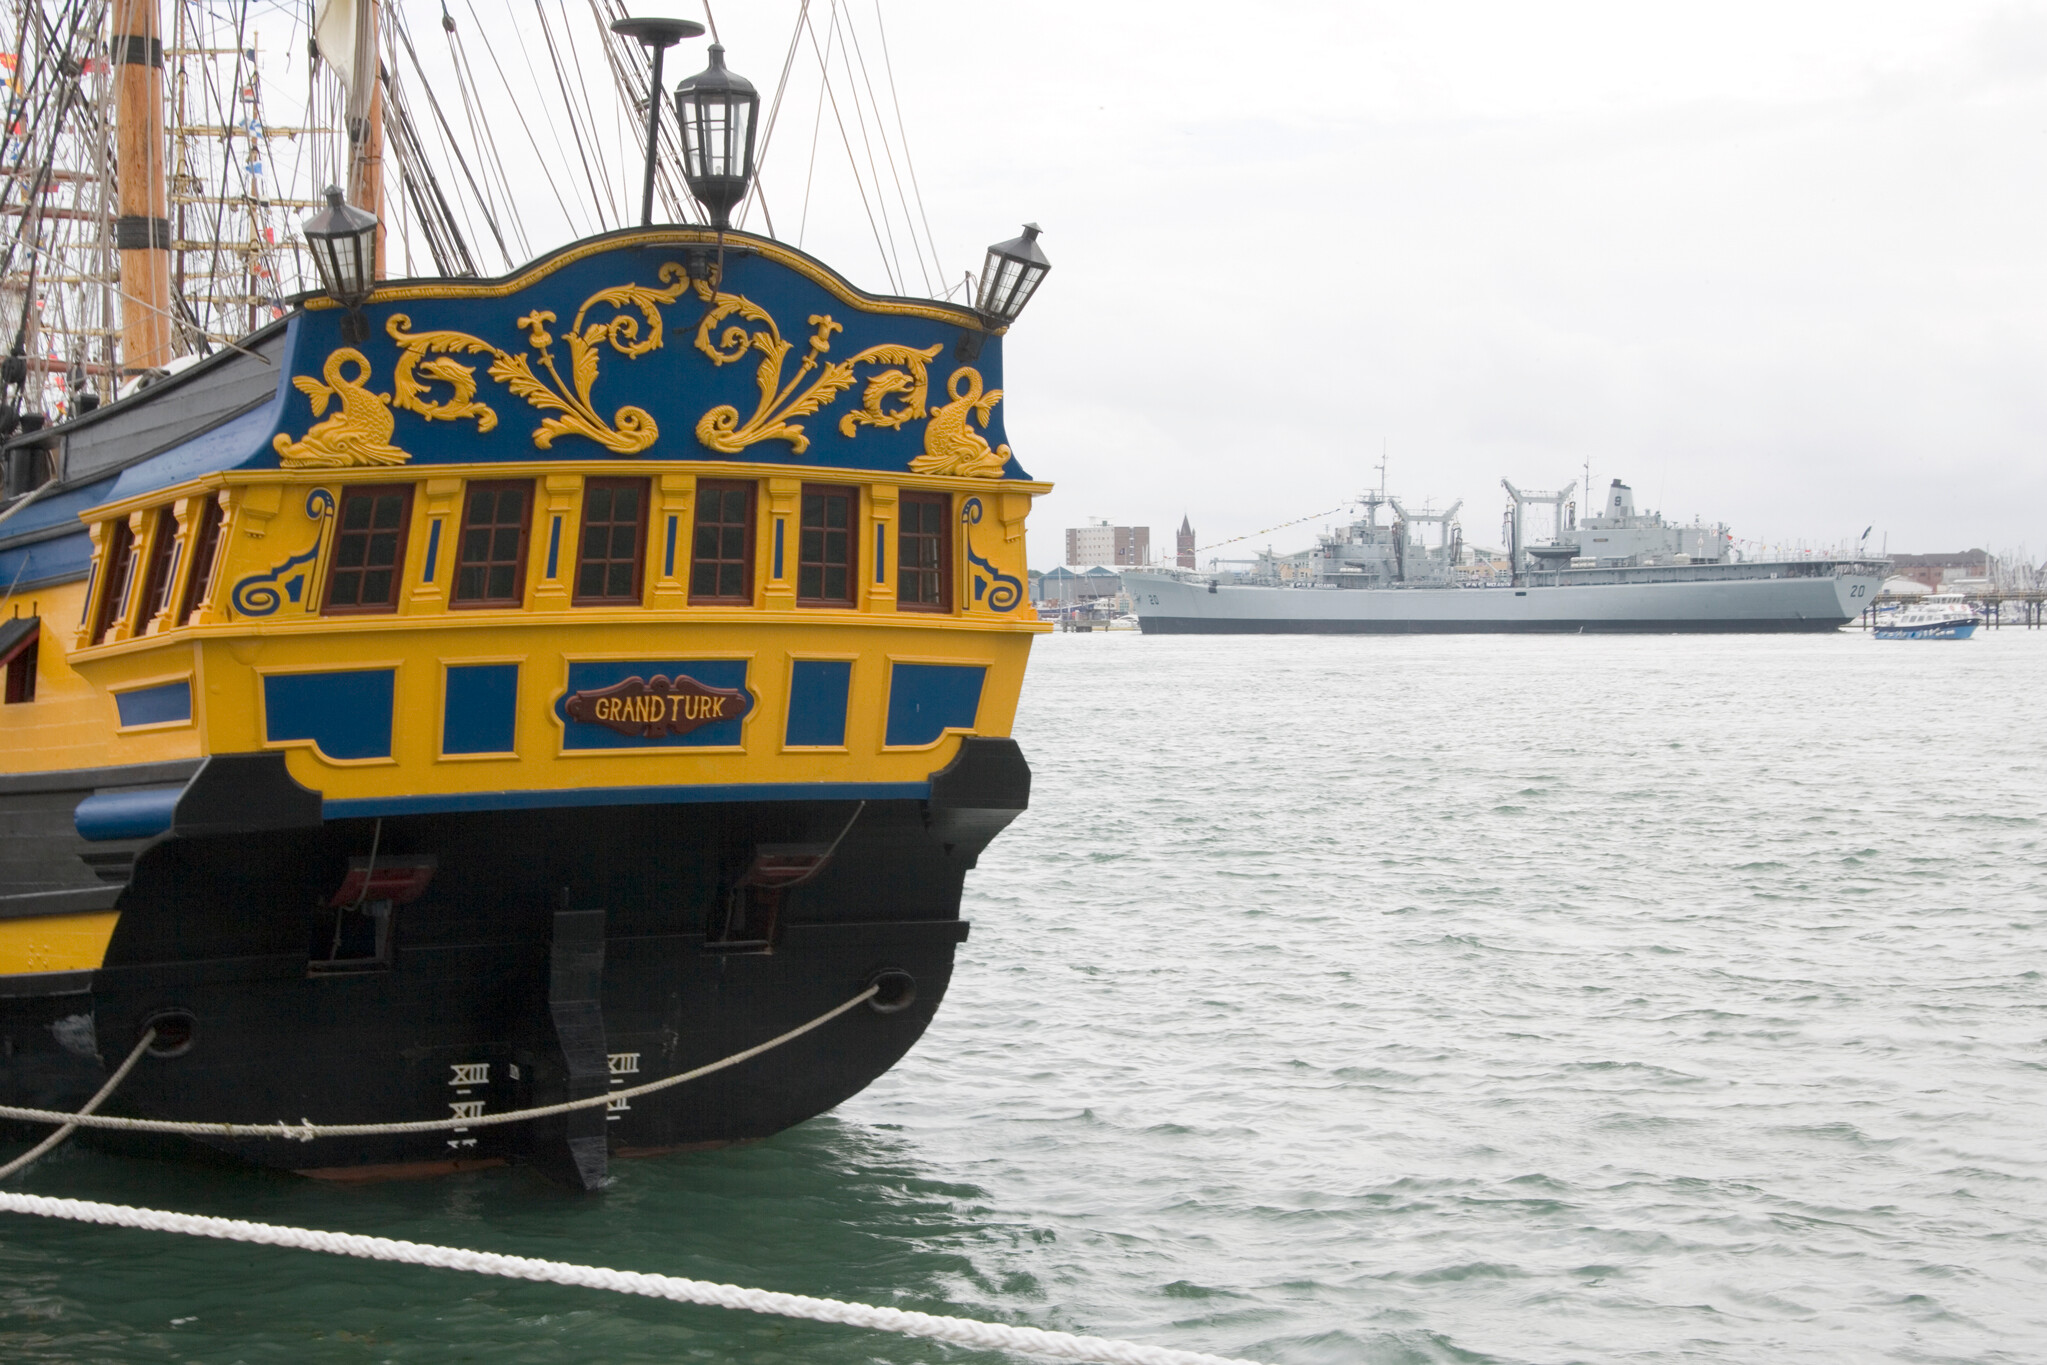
385, 262, 692, 454
691, 291, 940, 455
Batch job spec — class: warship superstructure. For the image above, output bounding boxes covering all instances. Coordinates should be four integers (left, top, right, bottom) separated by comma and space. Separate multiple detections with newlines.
1130, 478, 1885, 633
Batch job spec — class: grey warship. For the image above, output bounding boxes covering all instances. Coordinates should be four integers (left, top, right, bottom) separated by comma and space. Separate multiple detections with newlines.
1129, 479, 1885, 634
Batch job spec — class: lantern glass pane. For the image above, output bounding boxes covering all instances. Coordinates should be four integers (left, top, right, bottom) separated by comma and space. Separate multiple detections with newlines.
729, 100, 753, 176
709, 100, 734, 176
981, 255, 1027, 319
1009, 264, 1046, 314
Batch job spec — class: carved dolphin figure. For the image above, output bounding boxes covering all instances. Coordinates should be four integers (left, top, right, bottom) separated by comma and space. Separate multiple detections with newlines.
272, 347, 411, 468
910, 366, 1011, 479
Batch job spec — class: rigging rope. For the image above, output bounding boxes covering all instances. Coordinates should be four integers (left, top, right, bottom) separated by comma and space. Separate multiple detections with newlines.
871, 0, 944, 289
839, 2, 927, 293
0, 1190, 1269, 1365
1195, 505, 1356, 557
0, 984, 880, 1142
827, 2, 910, 294
739, 0, 810, 239
800, 0, 896, 291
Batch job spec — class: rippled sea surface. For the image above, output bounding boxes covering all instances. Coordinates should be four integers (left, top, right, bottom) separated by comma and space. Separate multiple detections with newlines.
5, 630, 2046, 1364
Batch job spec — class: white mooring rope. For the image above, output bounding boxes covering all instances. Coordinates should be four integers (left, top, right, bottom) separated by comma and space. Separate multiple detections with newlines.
0, 986, 879, 1142
0, 1191, 1268, 1365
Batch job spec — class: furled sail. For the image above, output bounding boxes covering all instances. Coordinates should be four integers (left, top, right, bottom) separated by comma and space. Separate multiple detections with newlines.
313, 0, 377, 130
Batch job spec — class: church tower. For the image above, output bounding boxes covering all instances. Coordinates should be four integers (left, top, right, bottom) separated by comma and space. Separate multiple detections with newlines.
1176, 515, 1195, 569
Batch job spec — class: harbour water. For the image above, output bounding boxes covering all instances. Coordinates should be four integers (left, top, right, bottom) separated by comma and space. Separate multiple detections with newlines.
3, 631, 2044, 1364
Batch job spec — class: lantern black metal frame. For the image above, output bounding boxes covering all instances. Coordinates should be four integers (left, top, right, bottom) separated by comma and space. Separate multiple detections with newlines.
976, 223, 1050, 325
672, 43, 759, 230
610, 16, 705, 227
300, 185, 381, 343
957, 224, 1051, 359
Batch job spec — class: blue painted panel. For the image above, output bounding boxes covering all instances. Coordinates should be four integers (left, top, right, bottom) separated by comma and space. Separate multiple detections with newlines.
786, 660, 852, 747
115, 680, 192, 728
555, 659, 750, 749
260, 244, 1029, 480
663, 515, 677, 577
423, 518, 442, 581
443, 663, 519, 754
325, 780, 928, 820
772, 517, 784, 579
0, 527, 94, 591
885, 663, 985, 747
74, 785, 183, 841
264, 669, 396, 761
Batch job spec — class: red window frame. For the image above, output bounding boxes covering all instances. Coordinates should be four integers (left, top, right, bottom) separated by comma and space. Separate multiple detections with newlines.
91, 518, 137, 644
689, 479, 756, 605
573, 477, 651, 606
796, 484, 858, 607
449, 480, 534, 610
2, 628, 36, 704
896, 492, 952, 612
178, 495, 226, 625
134, 506, 182, 631
323, 485, 414, 615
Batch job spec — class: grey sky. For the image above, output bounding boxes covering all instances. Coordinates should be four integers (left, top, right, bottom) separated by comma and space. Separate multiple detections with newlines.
291, 2, 2047, 564
715, 0, 2047, 565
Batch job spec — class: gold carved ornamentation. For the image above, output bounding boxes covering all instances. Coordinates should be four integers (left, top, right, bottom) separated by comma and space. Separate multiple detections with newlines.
384, 262, 693, 454
910, 366, 1012, 479
691, 290, 941, 454
271, 348, 410, 468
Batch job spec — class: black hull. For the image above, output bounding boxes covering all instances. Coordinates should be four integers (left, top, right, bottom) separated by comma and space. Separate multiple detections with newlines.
0, 740, 1028, 1182
1137, 616, 1850, 634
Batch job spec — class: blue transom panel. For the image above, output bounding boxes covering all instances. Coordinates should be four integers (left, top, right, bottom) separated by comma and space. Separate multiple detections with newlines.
885, 663, 985, 748
264, 668, 397, 761
263, 231, 1029, 481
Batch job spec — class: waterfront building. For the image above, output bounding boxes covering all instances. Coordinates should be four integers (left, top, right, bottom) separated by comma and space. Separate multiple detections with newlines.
1065, 519, 1149, 567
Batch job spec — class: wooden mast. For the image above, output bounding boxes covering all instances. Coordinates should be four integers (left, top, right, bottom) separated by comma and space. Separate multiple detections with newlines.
346, 0, 386, 279
110, 0, 176, 371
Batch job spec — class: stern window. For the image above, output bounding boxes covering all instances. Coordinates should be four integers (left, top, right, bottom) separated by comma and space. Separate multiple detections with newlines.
178, 495, 225, 625
91, 518, 137, 644
575, 478, 649, 605
324, 485, 412, 613
689, 479, 755, 604
451, 481, 533, 608
897, 492, 951, 611
798, 485, 857, 606
135, 506, 181, 631
1, 619, 36, 704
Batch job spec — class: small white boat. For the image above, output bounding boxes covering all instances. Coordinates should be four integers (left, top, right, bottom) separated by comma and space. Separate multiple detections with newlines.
1874, 592, 1979, 639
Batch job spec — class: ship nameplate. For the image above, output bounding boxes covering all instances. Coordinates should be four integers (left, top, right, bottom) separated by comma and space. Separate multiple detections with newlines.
562, 674, 753, 739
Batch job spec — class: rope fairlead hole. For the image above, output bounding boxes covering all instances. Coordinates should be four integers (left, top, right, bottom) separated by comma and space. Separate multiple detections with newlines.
140, 1010, 195, 1058
865, 969, 916, 1014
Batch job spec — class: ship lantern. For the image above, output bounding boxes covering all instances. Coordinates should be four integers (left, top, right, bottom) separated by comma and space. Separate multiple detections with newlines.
672, 43, 759, 229
300, 185, 381, 341
975, 223, 1051, 326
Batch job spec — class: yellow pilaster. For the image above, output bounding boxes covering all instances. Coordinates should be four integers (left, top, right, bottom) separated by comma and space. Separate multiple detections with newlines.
650, 472, 695, 608
764, 476, 799, 610
866, 483, 898, 613
410, 476, 464, 609
533, 474, 580, 609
